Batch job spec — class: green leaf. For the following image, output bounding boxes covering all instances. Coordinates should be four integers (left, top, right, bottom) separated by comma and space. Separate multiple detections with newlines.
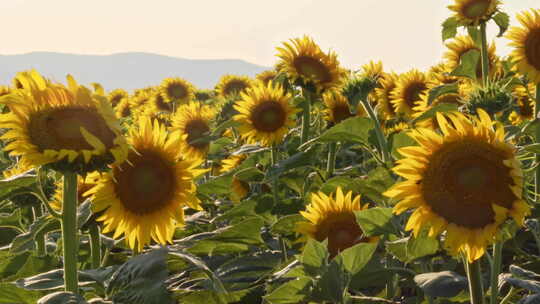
355, 207, 396, 237
386, 230, 439, 263
0, 251, 31, 281
389, 132, 416, 160
509, 264, 540, 280
523, 143, 540, 154
107, 248, 173, 304
442, 17, 458, 41
0, 282, 43, 304
304, 117, 375, 146
450, 48, 481, 79
467, 26, 481, 45
214, 195, 274, 223
10, 215, 60, 255
234, 167, 264, 182
313, 261, 348, 303
266, 149, 317, 180
320, 176, 358, 194
232, 144, 268, 155
271, 214, 304, 236
412, 103, 459, 124
264, 277, 313, 304
300, 239, 329, 276
338, 242, 378, 275
414, 271, 468, 298
168, 251, 227, 295
493, 12, 510, 37
15, 267, 113, 290
0, 209, 22, 230
37, 291, 88, 304
198, 175, 233, 196
426, 82, 460, 106
188, 217, 264, 255
355, 167, 394, 204
0, 175, 37, 202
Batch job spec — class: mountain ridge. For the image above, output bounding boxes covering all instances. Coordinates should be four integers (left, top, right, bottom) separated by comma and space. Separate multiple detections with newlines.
0, 52, 269, 91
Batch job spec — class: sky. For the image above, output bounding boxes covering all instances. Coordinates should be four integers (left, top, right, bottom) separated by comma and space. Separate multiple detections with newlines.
1, 0, 538, 72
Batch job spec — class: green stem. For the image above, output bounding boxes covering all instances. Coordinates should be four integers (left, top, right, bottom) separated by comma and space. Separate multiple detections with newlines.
270, 146, 279, 205
360, 98, 390, 163
89, 224, 101, 269
36, 168, 61, 218
489, 242, 503, 304
61, 172, 79, 293
466, 259, 485, 304
301, 90, 312, 145
326, 143, 337, 177
32, 205, 46, 256
479, 22, 490, 86
536, 84, 540, 201
499, 287, 515, 304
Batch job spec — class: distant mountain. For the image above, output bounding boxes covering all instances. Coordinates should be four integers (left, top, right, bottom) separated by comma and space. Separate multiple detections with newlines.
0, 52, 269, 91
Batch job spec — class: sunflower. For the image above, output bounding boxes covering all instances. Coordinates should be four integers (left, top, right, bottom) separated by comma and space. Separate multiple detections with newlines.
150, 91, 173, 113
276, 36, 346, 93
129, 90, 151, 112
0, 71, 128, 174
507, 9, 540, 84
374, 72, 399, 120
413, 91, 463, 130
220, 154, 247, 174
448, 0, 500, 26
322, 90, 353, 125
428, 62, 460, 85
171, 101, 215, 160
159, 77, 195, 104
256, 70, 278, 86
215, 75, 253, 99
444, 35, 499, 80
115, 98, 132, 119
360, 60, 384, 84
233, 82, 300, 147
509, 85, 535, 125
391, 70, 431, 119
50, 175, 97, 211
384, 121, 410, 136
108, 89, 128, 107
87, 118, 204, 251
0, 86, 11, 98
296, 187, 375, 258
231, 178, 249, 203
384, 110, 530, 262
195, 89, 214, 102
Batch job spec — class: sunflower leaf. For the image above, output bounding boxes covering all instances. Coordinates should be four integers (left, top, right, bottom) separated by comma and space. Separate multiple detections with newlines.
426, 82, 460, 106
337, 242, 378, 275
300, 239, 329, 276
354, 207, 396, 237
0, 283, 44, 304
414, 271, 468, 298
270, 214, 304, 236
442, 17, 458, 41
493, 12, 510, 37
0, 174, 37, 203
411, 103, 459, 124
264, 277, 313, 304
299, 117, 375, 149
450, 49, 481, 79
36, 291, 88, 304
389, 132, 416, 160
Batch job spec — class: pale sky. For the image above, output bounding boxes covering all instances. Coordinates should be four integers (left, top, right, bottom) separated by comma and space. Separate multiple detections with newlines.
1, 0, 538, 72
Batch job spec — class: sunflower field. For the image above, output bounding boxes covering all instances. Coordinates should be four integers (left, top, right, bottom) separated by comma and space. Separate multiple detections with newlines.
1, 1, 540, 304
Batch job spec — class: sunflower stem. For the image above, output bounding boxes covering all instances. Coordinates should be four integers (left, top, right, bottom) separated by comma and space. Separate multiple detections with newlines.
37, 168, 61, 218
326, 142, 337, 177
536, 83, 540, 201
89, 224, 101, 269
270, 145, 279, 205
489, 242, 503, 304
360, 98, 390, 163
466, 259, 485, 304
479, 22, 490, 87
301, 90, 312, 145
61, 172, 79, 293
32, 205, 46, 256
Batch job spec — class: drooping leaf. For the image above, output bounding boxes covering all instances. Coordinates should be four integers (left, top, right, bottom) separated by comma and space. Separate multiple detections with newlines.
37, 291, 88, 304
450, 49, 481, 79
442, 17, 458, 41
414, 271, 468, 298
355, 208, 396, 237
493, 12, 510, 37
426, 82, 460, 106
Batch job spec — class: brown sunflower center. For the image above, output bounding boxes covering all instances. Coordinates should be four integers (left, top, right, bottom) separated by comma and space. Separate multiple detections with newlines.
250, 101, 287, 132
332, 104, 352, 123
110, 95, 124, 107
403, 82, 427, 109
185, 119, 210, 149
154, 94, 172, 112
435, 93, 462, 106
168, 84, 188, 100
223, 80, 248, 97
28, 107, 116, 152
462, 0, 490, 18
315, 213, 364, 258
114, 150, 176, 215
525, 28, 540, 71
293, 56, 332, 83
421, 139, 516, 229
518, 95, 534, 118
120, 105, 131, 118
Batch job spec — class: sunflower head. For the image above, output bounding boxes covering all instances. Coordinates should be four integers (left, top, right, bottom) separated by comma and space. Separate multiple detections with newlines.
195, 89, 214, 102
322, 90, 353, 125
0, 71, 128, 174
171, 101, 215, 160
385, 110, 530, 262
87, 118, 204, 251
150, 91, 173, 113
374, 72, 399, 120
108, 89, 128, 108
360, 60, 384, 85
160, 77, 195, 104
462, 80, 513, 116
448, 0, 500, 26
507, 9, 540, 83
296, 187, 375, 258
391, 70, 431, 119
233, 82, 300, 147
0, 86, 11, 98
219, 154, 247, 174
276, 35, 347, 93
215, 75, 253, 100
256, 70, 278, 86
115, 98, 132, 119
509, 84, 535, 125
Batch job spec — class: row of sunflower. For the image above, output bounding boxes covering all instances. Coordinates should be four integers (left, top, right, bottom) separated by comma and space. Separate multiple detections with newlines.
0, 1, 540, 303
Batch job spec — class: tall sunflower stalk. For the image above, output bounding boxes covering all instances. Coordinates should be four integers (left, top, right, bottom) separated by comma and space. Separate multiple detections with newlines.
62, 172, 79, 292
